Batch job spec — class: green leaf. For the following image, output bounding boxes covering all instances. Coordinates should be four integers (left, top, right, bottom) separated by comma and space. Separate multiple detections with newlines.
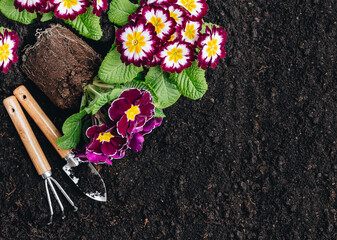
0, 0, 37, 24
56, 111, 87, 150
145, 66, 181, 109
98, 48, 143, 84
154, 107, 165, 118
65, 7, 102, 40
170, 61, 208, 100
201, 22, 220, 34
108, 0, 138, 26
123, 78, 159, 103
40, 11, 54, 22
91, 87, 124, 114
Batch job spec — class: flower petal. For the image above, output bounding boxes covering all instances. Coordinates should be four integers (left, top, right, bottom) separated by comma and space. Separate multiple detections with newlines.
129, 133, 144, 152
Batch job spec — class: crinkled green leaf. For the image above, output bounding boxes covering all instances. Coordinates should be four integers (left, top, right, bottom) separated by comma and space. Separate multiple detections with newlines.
98, 48, 143, 84
154, 107, 165, 118
170, 61, 208, 100
65, 7, 102, 40
91, 87, 124, 114
40, 11, 54, 22
56, 111, 87, 150
145, 66, 181, 109
124, 79, 158, 103
108, 0, 138, 26
201, 22, 220, 34
0, 0, 37, 24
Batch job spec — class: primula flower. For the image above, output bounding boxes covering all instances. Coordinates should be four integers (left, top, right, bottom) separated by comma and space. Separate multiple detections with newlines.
128, 117, 163, 152
0, 29, 19, 74
14, 0, 44, 12
140, 0, 177, 6
163, 4, 187, 28
176, 0, 208, 20
51, 0, 89, 20
198, 25, 227, 69
92, 0, 108, 16
179, 19, 202, 47
109, 89, 155, 137
116, 20, 158, 67
39, 0, 55, 12
159, 41, 194, 73
142, 6, 176, 42
85, 124, 127, 164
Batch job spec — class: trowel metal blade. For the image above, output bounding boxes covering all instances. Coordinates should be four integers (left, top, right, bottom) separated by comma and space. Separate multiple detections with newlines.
62, 162, 107, 202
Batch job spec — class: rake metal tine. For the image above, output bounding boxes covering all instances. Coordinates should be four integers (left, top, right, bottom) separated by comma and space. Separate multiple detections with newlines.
44, 179, 53, 225
47, 178, 65, 219
50, 177, 78, 212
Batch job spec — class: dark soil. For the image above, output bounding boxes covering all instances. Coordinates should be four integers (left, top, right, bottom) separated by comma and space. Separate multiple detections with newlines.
1, 0, 337, 239
22, 24, 102, 110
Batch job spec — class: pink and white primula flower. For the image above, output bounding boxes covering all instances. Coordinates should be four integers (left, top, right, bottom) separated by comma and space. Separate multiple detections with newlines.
198, 25, 227, 69
92, 0, 108, 16
14, 0, 43, 13
142, 6, 176, 42
159, 41, 193, 73
180, 19, 202, 47
51, 0, 89, 20
140, 0, 177, 6
164, 4, 187, 27
116, 20, 159, 67
176, 0, 208, 20
0, 29, 19, 74
39, 0, 55, 13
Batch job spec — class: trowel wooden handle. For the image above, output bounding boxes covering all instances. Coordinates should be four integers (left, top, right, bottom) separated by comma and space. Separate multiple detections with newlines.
4, 96, 51, 175
14, 85, 71, 159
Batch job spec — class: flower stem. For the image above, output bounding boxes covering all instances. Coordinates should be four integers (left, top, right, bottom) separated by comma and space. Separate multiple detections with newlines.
86, 84, 103, 98
92, 80, 116, 90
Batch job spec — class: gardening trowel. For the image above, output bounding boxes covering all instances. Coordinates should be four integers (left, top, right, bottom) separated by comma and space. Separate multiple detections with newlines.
13, 85, 107, 202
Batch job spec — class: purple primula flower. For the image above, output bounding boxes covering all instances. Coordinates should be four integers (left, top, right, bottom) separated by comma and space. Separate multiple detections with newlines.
39, 0, 55, 12
85, 123, 127, 164
51, 0, 89, 20
159, 40, 194, 73
198, 25, 227, 69
0, 29, 19, 74
140, 0, 177, 6
128, 117, 163, 152
142, 5, 176, 43
108, 89, 155, 137
176, 0, 208, 20
92, 0, 108, 16
14, 0, 43, 12
116, 19, 159, 67
179, 19, 202, 47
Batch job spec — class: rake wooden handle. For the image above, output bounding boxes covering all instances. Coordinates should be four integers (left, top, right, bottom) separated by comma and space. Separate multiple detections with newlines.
4, 96, 51, 175
14, 85, 71, 159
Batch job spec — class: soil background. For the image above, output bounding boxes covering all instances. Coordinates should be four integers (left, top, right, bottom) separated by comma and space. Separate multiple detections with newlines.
1, 0, 337, 239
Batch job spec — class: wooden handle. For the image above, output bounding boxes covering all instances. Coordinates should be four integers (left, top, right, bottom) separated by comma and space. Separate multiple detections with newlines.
14, 85, 71, 159
3, 96, 51, 175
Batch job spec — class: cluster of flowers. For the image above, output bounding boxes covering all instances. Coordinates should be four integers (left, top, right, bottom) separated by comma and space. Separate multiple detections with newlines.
116, 0, 227, 73
14, 0, 108, 20
0, 29, 19, 74
80, 88, 162, 164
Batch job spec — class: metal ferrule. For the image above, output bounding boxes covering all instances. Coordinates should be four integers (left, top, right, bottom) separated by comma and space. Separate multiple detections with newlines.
41, 170, 52, 179
65, 152, 80, 168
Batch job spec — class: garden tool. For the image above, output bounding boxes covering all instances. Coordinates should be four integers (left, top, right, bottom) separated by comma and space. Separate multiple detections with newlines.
13, 85, 107, 202
4, 96, 78, 225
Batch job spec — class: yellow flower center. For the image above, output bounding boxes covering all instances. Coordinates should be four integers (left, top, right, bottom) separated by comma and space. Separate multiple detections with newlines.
96, 132, 114, 143
185, 23, 196, 40
63, 0, 78, 9
168, 34, 176, 42
125, 105, 140, 121
149, 16, 165, 34
206, 38, 218, 57
0, 43, 10, 62
170, 11, 179, 22
181, 0, 196, 12
126, 31, 146, 54
167, 47, 183, 63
